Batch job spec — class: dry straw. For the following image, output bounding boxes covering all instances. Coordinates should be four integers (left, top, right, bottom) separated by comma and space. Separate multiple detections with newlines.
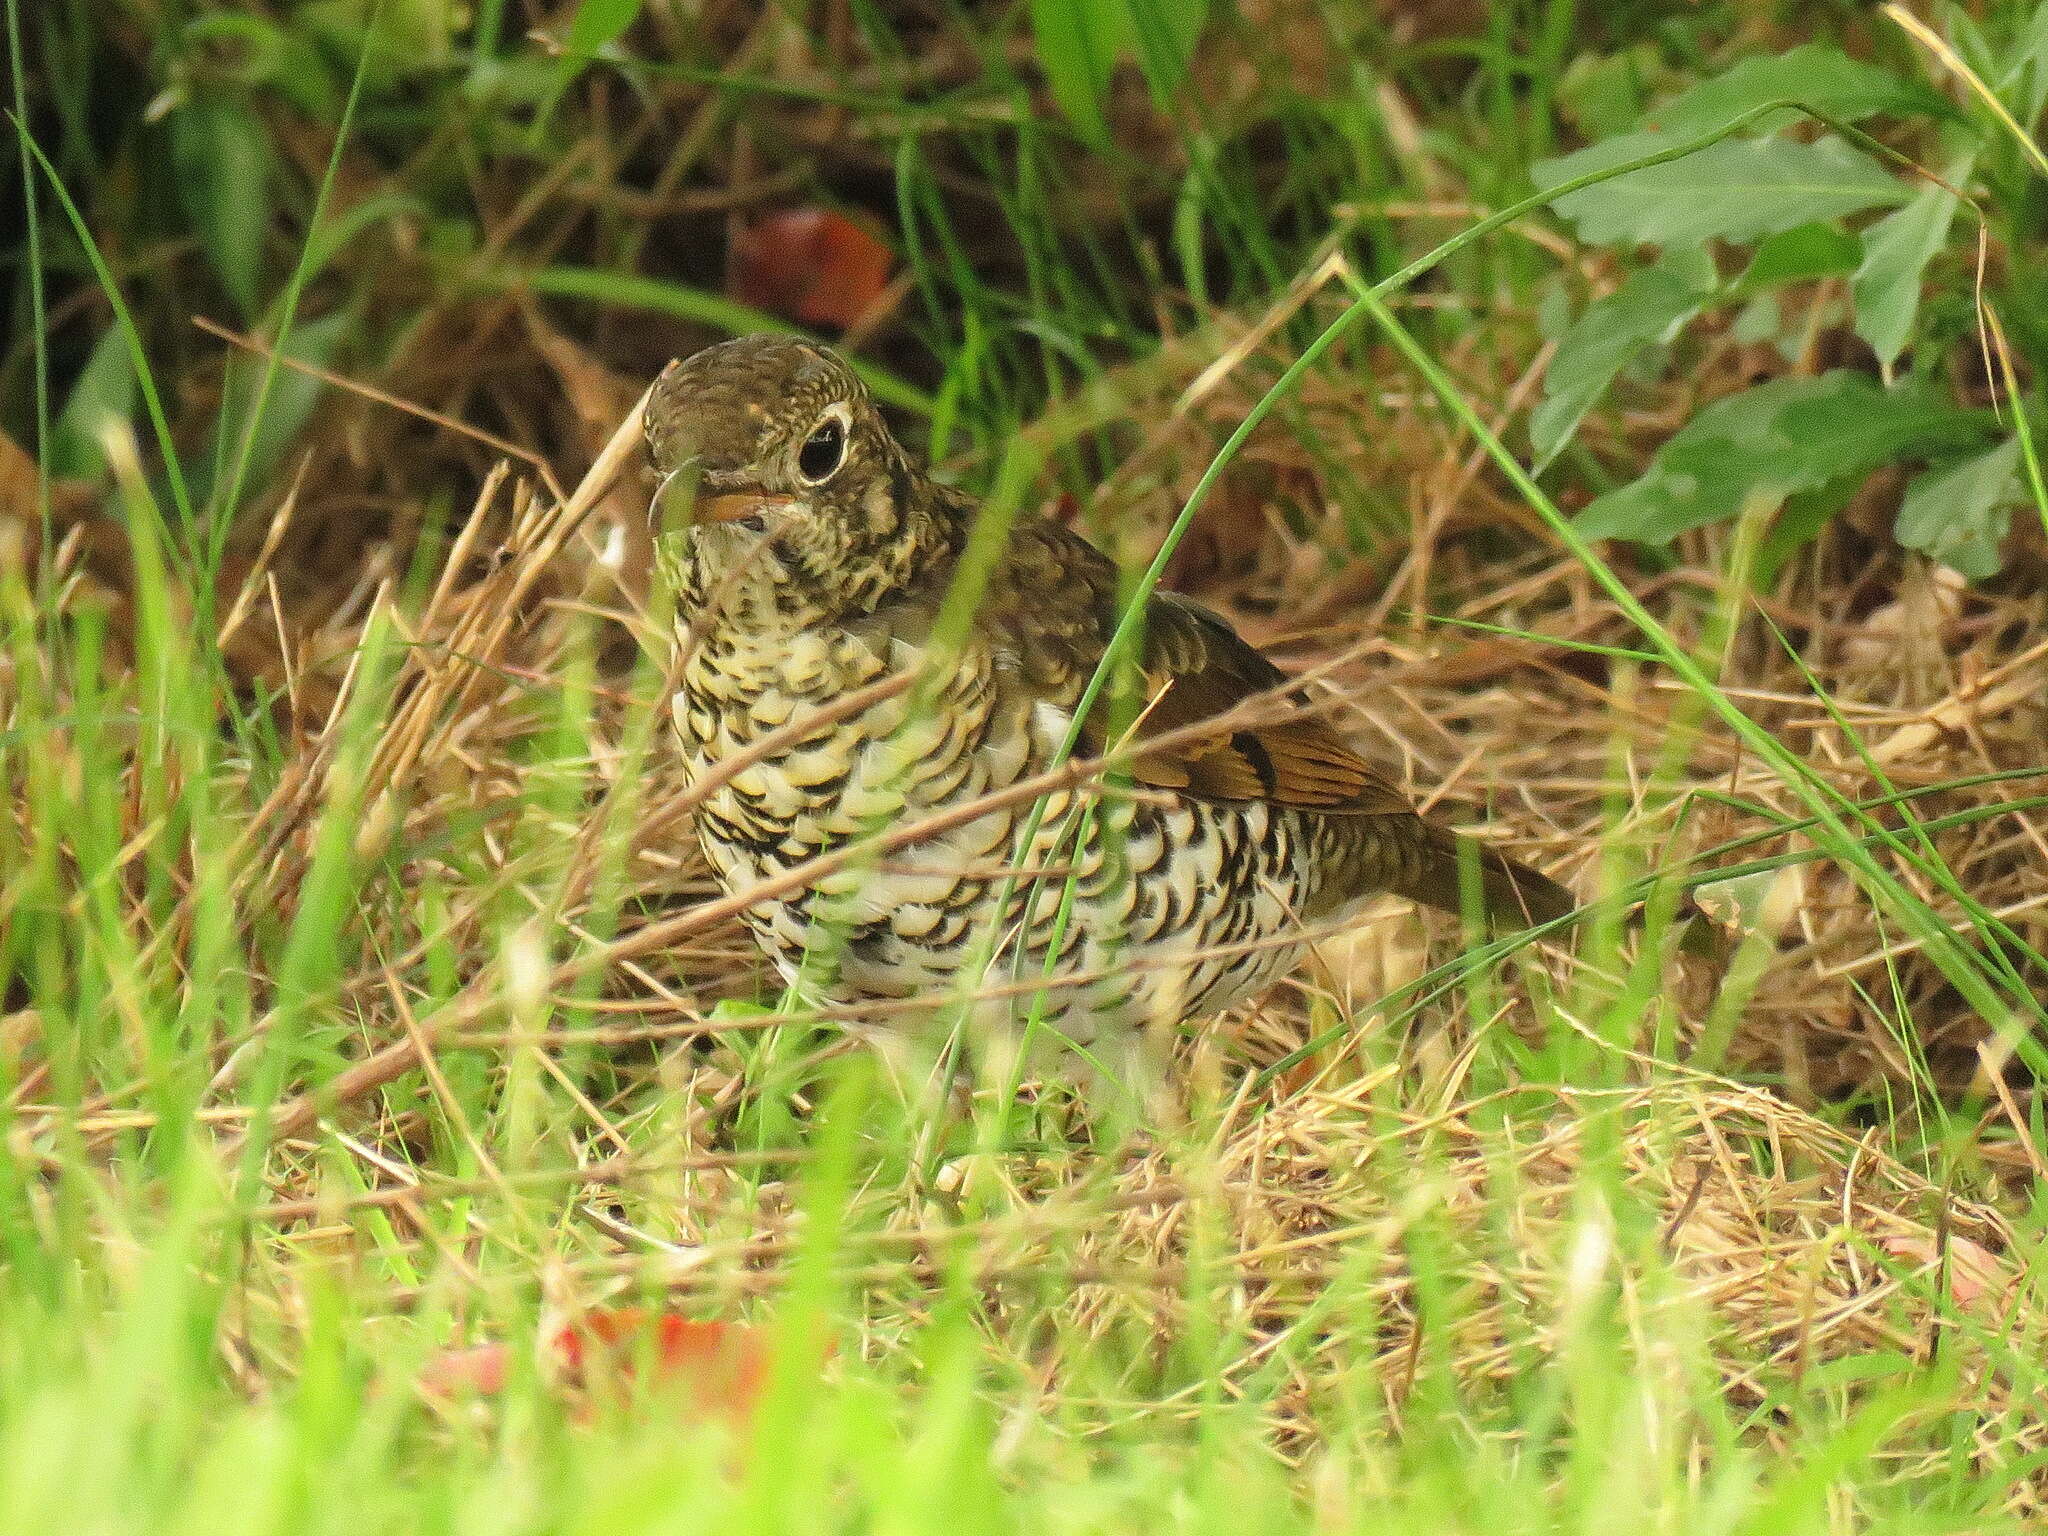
5, 311, 2045, 1504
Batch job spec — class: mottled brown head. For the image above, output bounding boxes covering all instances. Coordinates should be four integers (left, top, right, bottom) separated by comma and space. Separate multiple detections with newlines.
645, 335, 955, 621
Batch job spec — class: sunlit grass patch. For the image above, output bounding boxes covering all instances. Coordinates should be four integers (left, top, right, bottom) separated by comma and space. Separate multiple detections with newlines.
6, 0, 2048, 1529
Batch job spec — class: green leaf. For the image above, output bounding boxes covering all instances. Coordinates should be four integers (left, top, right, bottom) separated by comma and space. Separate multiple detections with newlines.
50, 326, 139, 480
1535, 133, 1910, 248
1641, 43, 1921, 140
1851, 155, 1974, 370
706, 998, 778, 1023
538, 0, 646, 131
1894, 434, 2022, 579
1754, 473, 1861, 581
1030, 0, 1136, 148
1577, 371, 1991, 543
1735, 223, 1863, 291
1730, 293, 1781, 347
196, 311, 351, 513
180, 14, 289, 88
179, 9, 346, 117
170, 94, 273, 320
1772, 376, 1985, 475
2010, 1, 2048, 123
561, 0, 644, 56
1125, 0, 1208, 105
1556, 44, 1660, 142
1531, 262, 1707, 470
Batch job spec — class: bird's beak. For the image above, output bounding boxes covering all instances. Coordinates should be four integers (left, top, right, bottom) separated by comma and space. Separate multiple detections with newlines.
653, 472, 791, 532
695, 490, 792, 527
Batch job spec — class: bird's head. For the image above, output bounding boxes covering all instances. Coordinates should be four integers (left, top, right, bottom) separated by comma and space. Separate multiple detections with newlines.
645, 335, 950, 622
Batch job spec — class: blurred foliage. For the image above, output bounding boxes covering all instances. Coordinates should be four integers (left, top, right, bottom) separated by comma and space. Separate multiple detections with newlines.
9, 2, 2048, 592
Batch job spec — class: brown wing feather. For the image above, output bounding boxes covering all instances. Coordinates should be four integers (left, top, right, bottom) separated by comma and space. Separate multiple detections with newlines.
967, 524, 1411, 816
1123, 600, 1574, 923
969, 521, 1574, 930
1125, 594, 1414, 818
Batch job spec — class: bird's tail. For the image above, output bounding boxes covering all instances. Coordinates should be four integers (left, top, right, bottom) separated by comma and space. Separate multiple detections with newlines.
1385, 820, 1576, 931
1384, 821, 1728, 959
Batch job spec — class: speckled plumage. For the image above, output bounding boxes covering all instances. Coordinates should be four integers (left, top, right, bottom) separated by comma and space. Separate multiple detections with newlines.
646, 335, 1572, 1045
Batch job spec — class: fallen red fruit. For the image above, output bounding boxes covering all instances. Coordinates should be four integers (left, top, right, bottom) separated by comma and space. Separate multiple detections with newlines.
553, 1308, 773, 1425
418, 1307, 807, 1432
728, 208, 894, 331
1879, 1234, 2008, 1311
417, 1342, 512, 1399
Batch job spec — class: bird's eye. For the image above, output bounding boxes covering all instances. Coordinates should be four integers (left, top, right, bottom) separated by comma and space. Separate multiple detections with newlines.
797, 415, 846, 483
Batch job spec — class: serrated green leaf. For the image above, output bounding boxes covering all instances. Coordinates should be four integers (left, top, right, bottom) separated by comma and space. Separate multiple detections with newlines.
1029, 0, 1136, 148
1772, 377, 1986, 475
1894, 434, 2022, 580
1531, 263, 1706, 469
1736, 223, 1864, 291
1641, 44, 1920, 140
1660, 243, 1719, 291
1577, 371, 1991, 543
1535, 133, 1909, 248
171, 95, 272, 320
1851, 155, 1974, 370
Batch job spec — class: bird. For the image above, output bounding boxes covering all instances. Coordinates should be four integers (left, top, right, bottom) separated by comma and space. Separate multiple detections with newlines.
643, 334, 1575, 1055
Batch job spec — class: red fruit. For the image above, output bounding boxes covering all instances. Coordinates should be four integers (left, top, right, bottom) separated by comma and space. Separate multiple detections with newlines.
728, 209, 894, 331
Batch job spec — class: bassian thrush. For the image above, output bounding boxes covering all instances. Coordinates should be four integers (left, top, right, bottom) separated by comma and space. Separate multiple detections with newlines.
646, 335, 1573, 1050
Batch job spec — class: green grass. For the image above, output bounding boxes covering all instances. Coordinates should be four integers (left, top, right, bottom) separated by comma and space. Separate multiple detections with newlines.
5, 0, 2048, 1530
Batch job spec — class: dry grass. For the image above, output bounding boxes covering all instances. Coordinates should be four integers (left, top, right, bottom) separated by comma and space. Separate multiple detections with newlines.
9, 284, 2046, 1511
11, 6, 2048, 1492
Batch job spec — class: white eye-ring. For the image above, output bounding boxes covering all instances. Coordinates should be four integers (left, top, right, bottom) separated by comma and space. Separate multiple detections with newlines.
795, 402, 853, 484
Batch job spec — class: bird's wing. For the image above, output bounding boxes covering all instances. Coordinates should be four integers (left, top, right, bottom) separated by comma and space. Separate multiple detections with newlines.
976, 518, 1413, 818
1120, 592, 1416, 817
967, 519, 1574, 925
